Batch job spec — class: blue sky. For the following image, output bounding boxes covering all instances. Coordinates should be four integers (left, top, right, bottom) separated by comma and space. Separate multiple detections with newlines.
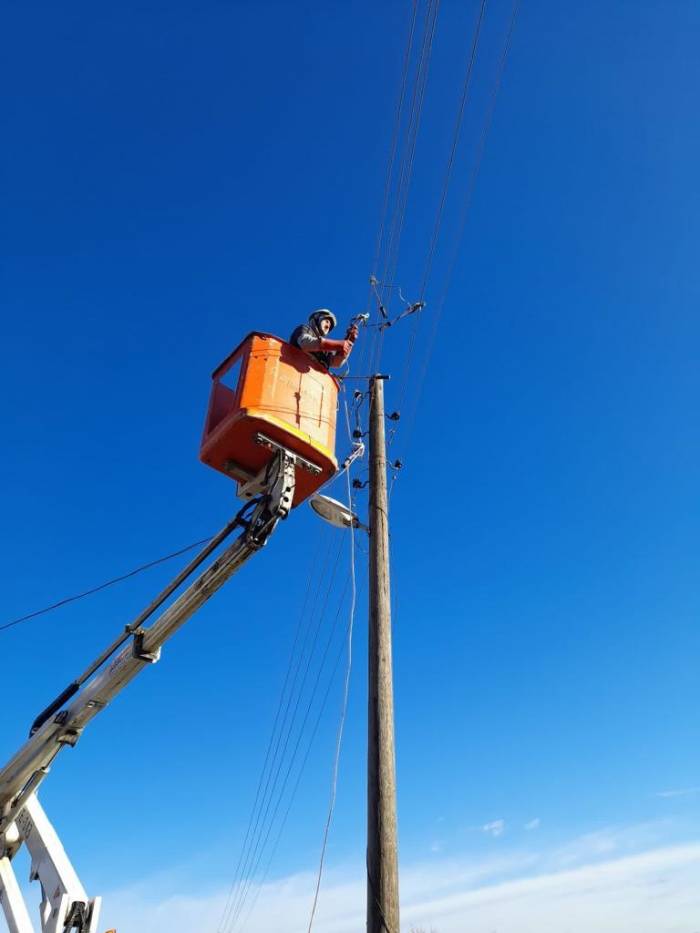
2, 1, 699, 931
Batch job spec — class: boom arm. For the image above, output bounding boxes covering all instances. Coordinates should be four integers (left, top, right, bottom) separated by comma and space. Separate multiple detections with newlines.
0, 446, 296, 932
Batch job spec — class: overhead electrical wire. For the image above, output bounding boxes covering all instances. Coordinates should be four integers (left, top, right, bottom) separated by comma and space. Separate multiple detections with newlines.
355, 0, 422, 381
218, 535, 345, 932
224, 10, 522, 925
216, 530, 328, 933
219, 533, 350, 933
234, 600, 362, 933
218, 432, 371, 933
224, 572, 352, 933
371, 0, 441, 376
364, 0, 420, 319
226, 402, 363, 932
376, 0, 441, 311
400, 0, 522, 455
419, 0, 489, 302
0, 536, 213, 634
229, 408, 361, 933
222, 6, 521, 932
355, 0, 441, 381
395, 0, 488, 420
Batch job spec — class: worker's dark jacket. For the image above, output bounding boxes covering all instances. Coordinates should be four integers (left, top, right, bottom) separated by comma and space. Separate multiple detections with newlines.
289, 323, 333, 368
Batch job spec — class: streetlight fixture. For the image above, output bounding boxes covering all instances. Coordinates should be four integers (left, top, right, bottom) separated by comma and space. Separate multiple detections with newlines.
309, 494, 368, 532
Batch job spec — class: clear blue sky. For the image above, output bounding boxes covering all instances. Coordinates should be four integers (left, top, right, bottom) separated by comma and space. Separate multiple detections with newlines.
2, 2, 699, 931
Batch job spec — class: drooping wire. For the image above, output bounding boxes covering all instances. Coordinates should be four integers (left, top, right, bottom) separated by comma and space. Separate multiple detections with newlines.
0, 536, 213, 634
306, 403, 359, 931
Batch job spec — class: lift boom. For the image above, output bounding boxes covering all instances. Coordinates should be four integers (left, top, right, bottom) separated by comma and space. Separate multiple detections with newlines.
0, 447, 297, 933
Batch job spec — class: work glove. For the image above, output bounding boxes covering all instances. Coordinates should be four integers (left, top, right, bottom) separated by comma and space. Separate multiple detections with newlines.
319, 338, 354, 357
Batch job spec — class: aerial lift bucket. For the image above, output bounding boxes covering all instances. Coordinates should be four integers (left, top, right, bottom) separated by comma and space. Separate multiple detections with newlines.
199, 332, 339, 506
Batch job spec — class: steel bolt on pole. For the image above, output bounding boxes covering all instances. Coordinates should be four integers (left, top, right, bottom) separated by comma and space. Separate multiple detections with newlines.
367, 375, 400, 933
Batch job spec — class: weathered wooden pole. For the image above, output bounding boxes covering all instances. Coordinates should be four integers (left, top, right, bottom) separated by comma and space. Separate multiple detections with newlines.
367, 375, 400, 933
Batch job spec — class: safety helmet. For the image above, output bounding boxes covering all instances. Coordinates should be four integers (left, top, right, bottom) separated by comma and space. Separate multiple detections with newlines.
309, 308, 337, 331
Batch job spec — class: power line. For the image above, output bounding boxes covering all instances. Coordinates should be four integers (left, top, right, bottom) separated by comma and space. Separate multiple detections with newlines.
221, 538, 346, 932
419, 0, 488, 300
219, 534, 343, 931
356, 0, 422, 381
233, 601, 361, 933
225, 571, 352, 933
366, 0, 420, 313
0, 537, 213, 634
401, 0, 522, 455
357, 0, 441, 381
216, 529, 328, 933
395, 0, 489, 420
227, 403, 363, 933
371, 0, 441, 376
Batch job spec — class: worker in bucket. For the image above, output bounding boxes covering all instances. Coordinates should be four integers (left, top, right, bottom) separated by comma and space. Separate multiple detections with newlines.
290, 309, 358, 369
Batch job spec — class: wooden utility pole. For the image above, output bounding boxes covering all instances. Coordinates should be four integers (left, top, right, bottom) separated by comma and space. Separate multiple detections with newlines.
367, 375, 400, 933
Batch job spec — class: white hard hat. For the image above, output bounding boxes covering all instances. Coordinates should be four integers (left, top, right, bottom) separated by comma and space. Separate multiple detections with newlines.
309, 308, 337, 329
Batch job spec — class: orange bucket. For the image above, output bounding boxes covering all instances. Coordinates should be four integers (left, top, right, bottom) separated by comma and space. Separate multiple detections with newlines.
200, 333, 339, 506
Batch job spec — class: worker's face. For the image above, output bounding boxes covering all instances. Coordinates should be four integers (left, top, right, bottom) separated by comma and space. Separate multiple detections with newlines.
319, 317, 333, 335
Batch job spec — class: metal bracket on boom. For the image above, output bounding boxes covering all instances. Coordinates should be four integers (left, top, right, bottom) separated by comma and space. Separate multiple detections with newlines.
132, 629, 161, 663
238, 433, 320, 505
244, 447, 297, 548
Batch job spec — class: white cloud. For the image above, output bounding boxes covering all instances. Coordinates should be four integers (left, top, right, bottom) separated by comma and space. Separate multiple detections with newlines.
656, 786, 700, 799
481, 819, 505, 838
98, 828, 700, 933
524, 817, 541, 831
547, 821, 670, 870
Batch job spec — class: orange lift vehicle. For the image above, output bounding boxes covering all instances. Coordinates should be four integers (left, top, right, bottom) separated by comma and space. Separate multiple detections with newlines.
200, 332, 341, 506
